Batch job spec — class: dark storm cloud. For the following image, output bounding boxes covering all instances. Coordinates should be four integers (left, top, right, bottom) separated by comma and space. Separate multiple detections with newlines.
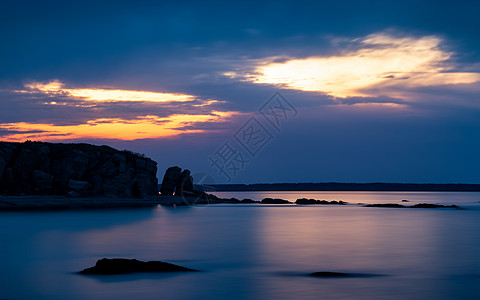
2, 0, 479, 82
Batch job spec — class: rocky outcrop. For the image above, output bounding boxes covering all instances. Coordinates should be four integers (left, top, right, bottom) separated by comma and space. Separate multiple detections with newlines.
295, 198, 347, 205
160, 166, 194, 196
79, 258, 198, 275
176, 170, 194, 196
0, 141, 158, 198
159, 166, 182, 195
260, 198, 291, 204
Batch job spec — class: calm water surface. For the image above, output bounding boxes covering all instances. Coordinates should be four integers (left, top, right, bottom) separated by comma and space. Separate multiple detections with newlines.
1, 192, 480, 300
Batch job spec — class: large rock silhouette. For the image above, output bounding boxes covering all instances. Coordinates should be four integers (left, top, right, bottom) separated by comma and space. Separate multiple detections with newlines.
176, 170, 194, 196
159, 166, 182, 195
160, 166, 194, 196
0, 141, 158, 198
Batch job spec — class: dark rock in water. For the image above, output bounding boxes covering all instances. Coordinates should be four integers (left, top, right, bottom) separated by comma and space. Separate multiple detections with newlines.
296, 198, 347, 205
401, 199, 409, 202
79, 258, 198, 275
160, 166, 182, 195
364, 203, 406, 208
261, 198, 291, 204
309, 272, 351, 277
411, 203, 460, 209
295, 198, 317, 205
0, 141, 157, 198
175, 169, 194, 196
309, 271, 382, 278
364, 203, 461, 209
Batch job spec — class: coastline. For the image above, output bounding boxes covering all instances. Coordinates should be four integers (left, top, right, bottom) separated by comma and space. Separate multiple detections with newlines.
204, 182, 480, 192
0, 194, 258, 211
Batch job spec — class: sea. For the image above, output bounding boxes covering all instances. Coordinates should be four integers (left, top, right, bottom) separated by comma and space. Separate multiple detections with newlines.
1, 191, 480, 300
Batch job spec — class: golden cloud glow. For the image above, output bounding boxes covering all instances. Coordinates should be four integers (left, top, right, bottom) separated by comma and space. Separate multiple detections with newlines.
0, 111, 238, 142
225, 33, 480, 98
21, 80, 195, 102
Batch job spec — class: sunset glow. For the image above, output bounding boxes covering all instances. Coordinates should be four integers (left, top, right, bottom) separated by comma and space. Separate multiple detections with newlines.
0, 111, 238, 142
21, 80, 195, 102
226, 34, 480, 98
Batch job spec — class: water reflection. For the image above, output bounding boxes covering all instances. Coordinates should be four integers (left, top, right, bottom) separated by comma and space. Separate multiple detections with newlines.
1, 193, 480, 299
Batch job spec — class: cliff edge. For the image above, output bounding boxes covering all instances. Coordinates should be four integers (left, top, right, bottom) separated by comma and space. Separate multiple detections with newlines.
0, 141, 158, 198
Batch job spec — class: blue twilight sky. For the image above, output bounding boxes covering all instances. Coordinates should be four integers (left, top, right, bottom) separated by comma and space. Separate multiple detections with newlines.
1, 0, 480, 183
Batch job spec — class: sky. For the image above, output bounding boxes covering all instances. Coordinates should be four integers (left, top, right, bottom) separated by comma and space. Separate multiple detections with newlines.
1, 0, 480, 184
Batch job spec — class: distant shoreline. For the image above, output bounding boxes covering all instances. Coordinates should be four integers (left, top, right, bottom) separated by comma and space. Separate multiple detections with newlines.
199, 183, 480, 192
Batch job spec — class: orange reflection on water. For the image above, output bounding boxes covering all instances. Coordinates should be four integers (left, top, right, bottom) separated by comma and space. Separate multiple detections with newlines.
0, 111, 237, 141
256, 205, 438, 274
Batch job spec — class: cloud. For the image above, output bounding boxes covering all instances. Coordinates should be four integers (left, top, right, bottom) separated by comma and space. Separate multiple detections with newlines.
19, 80, 199, 103
0, 111, 241, 142
224, 32, 480, 99
0, 81, 244, 141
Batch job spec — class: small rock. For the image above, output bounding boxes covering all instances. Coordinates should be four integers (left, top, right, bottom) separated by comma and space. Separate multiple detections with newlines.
261, 198, 291, 204
309, 271, 382, 278
309, 272, 351, 277
78, 258, 198, 275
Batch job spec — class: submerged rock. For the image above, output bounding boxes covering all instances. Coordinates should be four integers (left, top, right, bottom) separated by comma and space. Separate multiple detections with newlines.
309, 271, 382, 278
309, 272, 352, 277
410, 203, 460, 209
364, 203, 406, 208
79, 258, 198, 275
365, 203, 462, 209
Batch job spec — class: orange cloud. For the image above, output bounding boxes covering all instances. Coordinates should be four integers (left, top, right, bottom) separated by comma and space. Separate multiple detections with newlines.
19, 80, 197, 103
225, 33, 480, 98
1, 81, 239, 142
0, 112, 239, 142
